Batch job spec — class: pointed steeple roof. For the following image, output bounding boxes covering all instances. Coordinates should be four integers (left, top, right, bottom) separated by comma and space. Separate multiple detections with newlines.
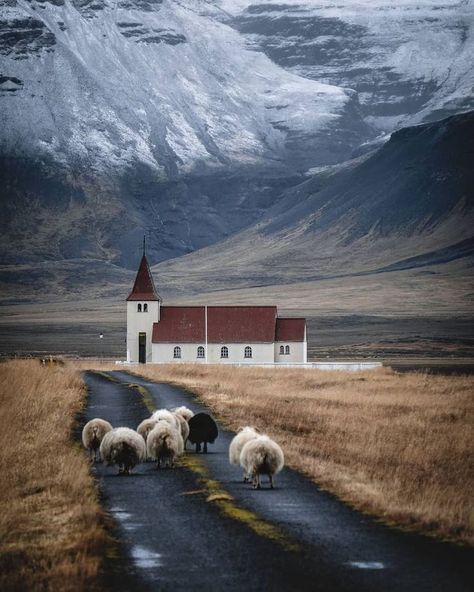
127, 255, 161, 301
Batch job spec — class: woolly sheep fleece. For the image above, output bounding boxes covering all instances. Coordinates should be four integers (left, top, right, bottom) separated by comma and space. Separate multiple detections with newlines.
229, 426, 259, 465
100, 427, 146, 474
151, 408, 180, 430
82, 418, 113, 460
172, 406, 194, 422
137, 417, 159, 442
188, 413, 218, 453
240, 435, 284, 489
147, 422, 184, 468
173, 412, 190, 443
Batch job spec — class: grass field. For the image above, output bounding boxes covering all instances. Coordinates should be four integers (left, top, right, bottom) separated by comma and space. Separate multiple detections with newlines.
132, 363, 474, 545
0, 360, 109, 591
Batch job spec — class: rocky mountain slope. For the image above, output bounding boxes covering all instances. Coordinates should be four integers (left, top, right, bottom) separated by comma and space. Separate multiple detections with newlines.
156, 110, 474, 293
219, 0, 474, 133
0, 0, 370, 267
1, 0, 473, 274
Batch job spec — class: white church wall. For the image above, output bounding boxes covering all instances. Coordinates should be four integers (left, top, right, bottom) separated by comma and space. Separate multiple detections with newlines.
151, 342, 274, 364
207, 342, 274, 364
274, 341, 307, 364
127, 301, 159, 363
152, 343, 207, 363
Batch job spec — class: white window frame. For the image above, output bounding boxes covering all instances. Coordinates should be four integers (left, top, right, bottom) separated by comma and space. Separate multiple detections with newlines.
244, 346, 252, 358
197, 346, 205, 358
221, 346, 229, 359
173, 346, 181, 359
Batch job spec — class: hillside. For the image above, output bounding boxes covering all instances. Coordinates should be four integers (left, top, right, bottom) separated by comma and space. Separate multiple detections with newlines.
156, 111, 474, 293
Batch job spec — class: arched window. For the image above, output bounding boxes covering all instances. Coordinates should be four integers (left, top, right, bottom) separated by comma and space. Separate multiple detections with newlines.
221, 346, 229, 359
143, 303, 148, 312
197, 346, 205, 358
244, 346, 252, 358
137, 303, 142, 312
285, 345, 290, 355
173, 346, 181, 359
279, 345, 284, 355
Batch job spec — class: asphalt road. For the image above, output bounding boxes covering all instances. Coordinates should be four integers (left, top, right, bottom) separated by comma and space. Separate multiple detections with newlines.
83, 371, 474, 592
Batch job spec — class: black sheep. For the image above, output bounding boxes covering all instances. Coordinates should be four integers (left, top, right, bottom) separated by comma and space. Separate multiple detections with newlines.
188, 413, 218, 453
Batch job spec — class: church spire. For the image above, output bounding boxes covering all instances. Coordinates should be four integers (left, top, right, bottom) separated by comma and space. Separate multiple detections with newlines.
126, 240, 161, 301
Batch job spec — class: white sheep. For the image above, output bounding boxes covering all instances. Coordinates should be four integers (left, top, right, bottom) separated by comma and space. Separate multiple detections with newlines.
229, 426, 260, 481
82, 418, 113, 461
151, 408, 180, 430
100, 427, 146, 475
240, 435, 284, 489
173, 412, 190, 447
172, 405, 194, 423
146, 422, 184, 469
137, 417, 159, 443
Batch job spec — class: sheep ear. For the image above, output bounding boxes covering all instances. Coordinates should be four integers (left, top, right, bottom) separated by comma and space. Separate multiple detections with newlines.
237, 426, 244, 432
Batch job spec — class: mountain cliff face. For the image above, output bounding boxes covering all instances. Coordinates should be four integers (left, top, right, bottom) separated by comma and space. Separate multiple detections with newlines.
0, 0, 472, 293
0, 0, 369, 266
220, 0, 474, 132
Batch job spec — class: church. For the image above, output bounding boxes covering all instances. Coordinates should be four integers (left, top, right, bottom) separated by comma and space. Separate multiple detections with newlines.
126, 253, 307, 365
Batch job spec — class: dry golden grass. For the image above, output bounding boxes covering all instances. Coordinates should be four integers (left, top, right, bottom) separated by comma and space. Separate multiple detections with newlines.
133, 364, 474, 545
0, 360, 109, 591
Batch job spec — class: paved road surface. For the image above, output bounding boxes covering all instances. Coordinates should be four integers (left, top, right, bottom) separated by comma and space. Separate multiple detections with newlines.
83, 371, 473, 591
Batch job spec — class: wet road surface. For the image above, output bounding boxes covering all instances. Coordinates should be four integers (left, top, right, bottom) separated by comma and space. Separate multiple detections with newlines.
83, 371, 474, 591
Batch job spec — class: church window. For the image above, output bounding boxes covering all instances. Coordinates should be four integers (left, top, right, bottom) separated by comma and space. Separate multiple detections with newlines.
137, 303, 142, 312
143, 303, 148, 312
244, 346, 252, 358
197, 346, 205, 358
285, 345, 290, 355
279, 345, 284, 355
221, 346, 229, 359
173, 346, 181, 359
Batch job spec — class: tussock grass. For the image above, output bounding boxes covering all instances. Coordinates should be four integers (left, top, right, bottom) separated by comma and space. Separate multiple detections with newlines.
133, 364, 474, 545
0, 360, 109, 591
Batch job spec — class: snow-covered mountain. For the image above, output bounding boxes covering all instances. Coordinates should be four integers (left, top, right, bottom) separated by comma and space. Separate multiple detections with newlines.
220, 0, 474, 132
0, 0, 472, 279
0, 0, 369, 267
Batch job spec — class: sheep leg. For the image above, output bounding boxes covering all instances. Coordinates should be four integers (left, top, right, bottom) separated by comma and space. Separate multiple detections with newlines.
203, 442, 208, 454
195, 442, 201, 453
253, 472, 261, 489
269, 474, 274, 489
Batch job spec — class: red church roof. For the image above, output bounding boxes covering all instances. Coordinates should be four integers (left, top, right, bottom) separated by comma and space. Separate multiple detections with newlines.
208, 306, 277, 343
275, 318, 306, 342
152, 306, 285, 344
127, 255, 161, 301
152, 307, 205, 343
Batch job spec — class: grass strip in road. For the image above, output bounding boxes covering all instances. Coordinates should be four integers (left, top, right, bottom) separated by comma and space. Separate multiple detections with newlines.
127, 377, 302, 553
0, 360, 110, 591
129, 364, 474, 546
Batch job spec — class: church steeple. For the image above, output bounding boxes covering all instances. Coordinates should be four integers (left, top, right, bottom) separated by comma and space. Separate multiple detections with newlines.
126, 244, 161, 301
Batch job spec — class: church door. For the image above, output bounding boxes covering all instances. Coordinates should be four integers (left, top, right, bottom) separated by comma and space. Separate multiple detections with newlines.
138, 332, 146, 363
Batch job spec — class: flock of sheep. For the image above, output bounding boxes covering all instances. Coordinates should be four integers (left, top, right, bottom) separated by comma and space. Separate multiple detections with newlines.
82, 406, 284, 489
